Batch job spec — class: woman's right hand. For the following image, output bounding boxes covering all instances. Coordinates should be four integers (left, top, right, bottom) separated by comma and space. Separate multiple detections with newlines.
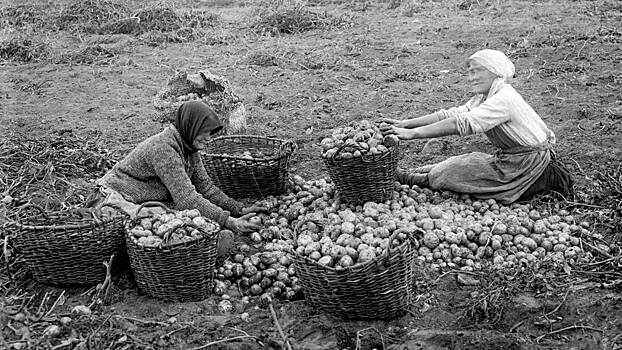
226, 213, 262, 234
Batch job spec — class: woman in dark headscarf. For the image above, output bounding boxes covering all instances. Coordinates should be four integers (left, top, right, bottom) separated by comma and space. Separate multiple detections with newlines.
91, 101, 261, 234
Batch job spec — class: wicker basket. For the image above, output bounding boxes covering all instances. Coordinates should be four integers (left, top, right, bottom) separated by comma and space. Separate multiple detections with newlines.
323, 142, 400, 204
125, 202, 219, 302
7, 204, 127, 285
201, 135, 297, 199
292, 222, 423, 320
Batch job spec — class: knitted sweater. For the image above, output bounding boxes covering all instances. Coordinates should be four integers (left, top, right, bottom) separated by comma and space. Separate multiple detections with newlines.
98, 126, 243, 227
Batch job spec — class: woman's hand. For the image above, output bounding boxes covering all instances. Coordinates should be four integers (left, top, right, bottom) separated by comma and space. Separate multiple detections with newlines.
380, 125, 417, 140
226, 213, 262, 234
241, 205, 269, 215
379, 118, 405, 128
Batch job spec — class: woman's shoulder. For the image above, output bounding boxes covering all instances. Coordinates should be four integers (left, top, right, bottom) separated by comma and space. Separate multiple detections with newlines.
135, 126, 183, 156
486, 85, 528, 107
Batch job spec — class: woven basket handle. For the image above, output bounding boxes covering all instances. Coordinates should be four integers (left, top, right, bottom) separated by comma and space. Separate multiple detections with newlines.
134, 201, 175, 220
15, 203, 47, 217
13, 203, 48, 222
92, 203, 131, 223
385, 227, 424, 260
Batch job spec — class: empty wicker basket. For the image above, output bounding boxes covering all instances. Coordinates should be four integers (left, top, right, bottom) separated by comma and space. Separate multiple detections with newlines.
202, 135, 296, 199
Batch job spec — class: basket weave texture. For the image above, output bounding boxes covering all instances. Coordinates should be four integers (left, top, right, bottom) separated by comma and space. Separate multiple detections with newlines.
292, 226, 422, 320
323, 142, 400, 204
8, 205, 127, 285
125, 203, 218, 301
201, 135, 297, 200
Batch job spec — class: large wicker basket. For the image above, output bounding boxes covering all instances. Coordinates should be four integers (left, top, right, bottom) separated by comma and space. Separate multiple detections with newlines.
292, 222, 422, 320
201, 135, 297, 199
7, 204, 127, 285
323, 142, 400, 204
125, 202, 219, 302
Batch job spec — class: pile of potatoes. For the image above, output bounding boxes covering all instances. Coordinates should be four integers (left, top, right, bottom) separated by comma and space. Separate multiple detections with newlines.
319, 120, 399, 160
243, 175, 595, 273
293, 218, 411, 269
208, 174, 599, 305
214, 240, 302, 301
128, 209, 219, 248
234, 150, 276, 160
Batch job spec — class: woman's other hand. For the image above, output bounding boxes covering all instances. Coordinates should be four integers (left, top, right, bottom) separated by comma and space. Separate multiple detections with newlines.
379, 118, 404, 128
241, 205, 269, 215
227, 212, 262, 233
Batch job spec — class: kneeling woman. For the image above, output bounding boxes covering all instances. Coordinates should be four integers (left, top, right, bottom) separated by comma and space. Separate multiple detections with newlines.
89, 101, 261, 234
380, 49, 573, 204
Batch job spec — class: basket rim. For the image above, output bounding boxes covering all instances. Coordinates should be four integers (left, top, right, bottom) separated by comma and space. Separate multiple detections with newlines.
291, 235, 417, 273
125, 205, 220, 251
292, 219, 423, 272
202, 135, 296, 162
9, 212, 125, 231
125, 233, 214, 252
7, 203, 128, 232
323, 142, 399, 166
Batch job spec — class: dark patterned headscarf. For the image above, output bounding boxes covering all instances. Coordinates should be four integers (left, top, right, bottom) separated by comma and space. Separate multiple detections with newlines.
174, 101, 222, 155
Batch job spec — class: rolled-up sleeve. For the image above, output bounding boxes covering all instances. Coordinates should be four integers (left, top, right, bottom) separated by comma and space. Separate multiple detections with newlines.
437, 94, 510, 136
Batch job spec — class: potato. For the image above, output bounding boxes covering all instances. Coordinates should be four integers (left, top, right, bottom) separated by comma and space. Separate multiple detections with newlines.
358, 248, 377, 263
422, 232, 440, 249
338, 255, 354, 268
297, 234, 314, 247
317, 256, 333, 267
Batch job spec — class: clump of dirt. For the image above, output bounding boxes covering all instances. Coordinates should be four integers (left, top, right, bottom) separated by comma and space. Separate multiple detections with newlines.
53, 44, 118, 65
251, 0, 354, 35
153, 70, 248, 135
0, 36, 46, 62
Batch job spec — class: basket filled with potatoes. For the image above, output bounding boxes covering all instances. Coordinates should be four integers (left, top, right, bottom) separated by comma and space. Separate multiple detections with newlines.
320, 120, 400, 204
291, 212, 424, 320
125, 202, 220, 301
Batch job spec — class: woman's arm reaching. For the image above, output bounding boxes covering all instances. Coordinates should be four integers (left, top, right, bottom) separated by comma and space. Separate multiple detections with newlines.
381, 116, 459, 140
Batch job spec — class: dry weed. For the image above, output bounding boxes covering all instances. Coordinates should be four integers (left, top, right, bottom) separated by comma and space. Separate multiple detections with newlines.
251, 0, 354, 35
0, 36, 46, 62
56, 0, 130, 32
0, 4, 47, 29
53, 44, 118, 65
0, 132, 118, 213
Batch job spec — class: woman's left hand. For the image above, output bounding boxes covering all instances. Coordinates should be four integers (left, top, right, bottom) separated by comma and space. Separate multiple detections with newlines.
381, 125, 417, 140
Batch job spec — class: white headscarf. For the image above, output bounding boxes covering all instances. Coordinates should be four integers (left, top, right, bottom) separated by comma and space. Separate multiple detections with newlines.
468, 49, 515, 100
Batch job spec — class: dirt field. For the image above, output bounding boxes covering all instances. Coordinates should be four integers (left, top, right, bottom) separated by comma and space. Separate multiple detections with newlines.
1, 0, 621, 349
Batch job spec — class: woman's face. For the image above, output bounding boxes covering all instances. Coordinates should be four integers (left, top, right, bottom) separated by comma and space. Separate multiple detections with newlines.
192, 132, 211, 151
467, 60, 498, 94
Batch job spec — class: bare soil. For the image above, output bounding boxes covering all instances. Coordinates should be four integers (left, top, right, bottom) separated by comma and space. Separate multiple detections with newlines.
1, 0, 621, 349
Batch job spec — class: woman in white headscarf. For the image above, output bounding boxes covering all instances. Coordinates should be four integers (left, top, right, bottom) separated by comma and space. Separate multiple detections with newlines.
380, 49, 573, 203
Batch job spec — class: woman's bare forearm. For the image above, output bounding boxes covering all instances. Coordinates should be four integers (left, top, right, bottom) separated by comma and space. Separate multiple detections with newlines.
410, 117, 459, 138
401, 113, 442, 128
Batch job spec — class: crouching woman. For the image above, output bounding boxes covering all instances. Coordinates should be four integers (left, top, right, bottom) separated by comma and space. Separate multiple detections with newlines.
87, 101, 262, 237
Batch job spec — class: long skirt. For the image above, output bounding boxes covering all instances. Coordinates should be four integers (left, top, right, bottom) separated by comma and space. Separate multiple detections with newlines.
417, 150, 549, 204
404, 149, 574, 204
